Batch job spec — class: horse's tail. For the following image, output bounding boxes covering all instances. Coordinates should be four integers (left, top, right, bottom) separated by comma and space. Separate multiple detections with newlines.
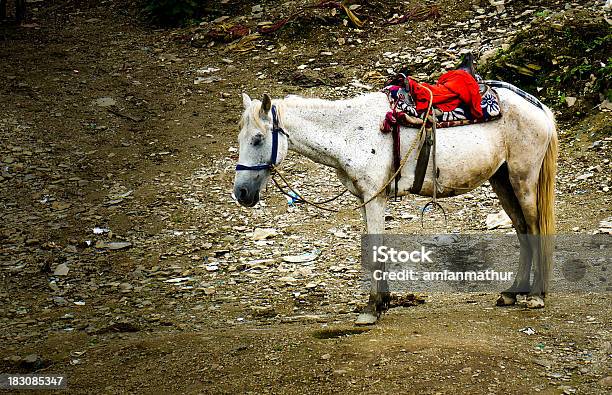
537, 105, 557, 292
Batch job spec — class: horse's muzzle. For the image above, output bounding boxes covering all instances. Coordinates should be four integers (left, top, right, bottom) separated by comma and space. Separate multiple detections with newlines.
234, 185, 260, 207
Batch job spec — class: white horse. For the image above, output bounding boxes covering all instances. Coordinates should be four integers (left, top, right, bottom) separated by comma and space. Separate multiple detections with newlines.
233, 86, 557, 325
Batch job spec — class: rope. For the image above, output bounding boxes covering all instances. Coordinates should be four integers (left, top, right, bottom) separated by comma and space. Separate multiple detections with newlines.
271, 168, 346, 212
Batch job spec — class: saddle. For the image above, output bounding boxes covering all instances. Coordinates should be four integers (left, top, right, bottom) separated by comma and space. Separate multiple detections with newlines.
380, 54, 502, 198
382, 69, 502, 129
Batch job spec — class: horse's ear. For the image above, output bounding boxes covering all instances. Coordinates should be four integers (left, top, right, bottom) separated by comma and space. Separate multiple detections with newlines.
260, 93, 272, 116
242, 93, 252, 109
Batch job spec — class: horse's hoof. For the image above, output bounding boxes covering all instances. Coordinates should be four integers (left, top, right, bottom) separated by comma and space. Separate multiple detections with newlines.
355, 312, 378, 326
496, 293, 516, 306
522, 296, 545, 309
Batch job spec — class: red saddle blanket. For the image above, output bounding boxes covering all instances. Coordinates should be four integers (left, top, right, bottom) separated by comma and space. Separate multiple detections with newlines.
407, 69, 483, 119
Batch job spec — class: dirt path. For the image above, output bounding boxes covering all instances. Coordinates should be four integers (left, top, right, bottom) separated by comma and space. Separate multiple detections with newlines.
25, 293, 606, 394
0, 1, 610, 394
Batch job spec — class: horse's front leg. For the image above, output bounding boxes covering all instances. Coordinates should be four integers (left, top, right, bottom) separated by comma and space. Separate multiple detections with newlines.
356, 195, 390, 325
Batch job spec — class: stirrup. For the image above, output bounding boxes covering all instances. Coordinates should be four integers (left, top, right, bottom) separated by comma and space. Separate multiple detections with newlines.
420, 199, 448, 227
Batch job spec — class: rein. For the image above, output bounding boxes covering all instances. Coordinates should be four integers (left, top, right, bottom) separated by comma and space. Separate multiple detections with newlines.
272, 171, 348, 212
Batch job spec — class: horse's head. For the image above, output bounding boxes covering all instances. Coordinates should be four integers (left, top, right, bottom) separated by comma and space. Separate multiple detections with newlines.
233, 93, 288, 207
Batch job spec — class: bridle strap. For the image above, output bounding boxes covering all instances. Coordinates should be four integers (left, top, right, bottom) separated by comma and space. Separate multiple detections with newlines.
269, 106, 280, 166
235, 104, 285, 172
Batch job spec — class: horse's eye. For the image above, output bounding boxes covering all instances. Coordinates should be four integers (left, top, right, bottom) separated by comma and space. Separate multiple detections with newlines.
252, 134, 264, 146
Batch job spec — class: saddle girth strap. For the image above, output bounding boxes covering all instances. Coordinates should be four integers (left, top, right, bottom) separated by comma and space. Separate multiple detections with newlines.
410, 127, 433, 194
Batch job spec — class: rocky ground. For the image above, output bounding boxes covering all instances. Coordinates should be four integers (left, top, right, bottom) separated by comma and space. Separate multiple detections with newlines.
0, 0, 610, 393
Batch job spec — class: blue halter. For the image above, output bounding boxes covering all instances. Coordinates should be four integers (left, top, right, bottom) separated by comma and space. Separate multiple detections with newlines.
235, 105, 286, 172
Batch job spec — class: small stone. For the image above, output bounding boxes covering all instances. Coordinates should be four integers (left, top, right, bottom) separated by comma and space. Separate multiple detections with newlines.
321, 353, 331, 360
23, 354, 40, 364
194, 76, 221, 85
331, 229, 349, 238
599, 376, 612, 387
53, 296, 68, 306
250, 306, 276, 317
282, 250, 320, 263
51, 201, 71, 211
93, 97, 116, 107
600, 99, 612, 111
95, 241, 132, 250
486, 210, 513, 229
53, 263, 69, 276
575, 172, 593, 181
599, 217, 612, 234
251, 228, 278, 240
212, 16, 229, 23
534, 358, 552, 368
164, 277, 190, 283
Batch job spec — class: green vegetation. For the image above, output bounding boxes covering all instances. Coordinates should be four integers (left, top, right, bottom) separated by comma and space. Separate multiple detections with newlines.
481, 10, 611, 120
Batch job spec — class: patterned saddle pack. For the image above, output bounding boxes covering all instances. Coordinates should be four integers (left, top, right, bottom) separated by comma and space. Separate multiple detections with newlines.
382, 73, 502, 129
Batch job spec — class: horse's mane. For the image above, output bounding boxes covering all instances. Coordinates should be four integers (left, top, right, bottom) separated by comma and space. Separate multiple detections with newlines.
240, 92, 383, 135
279, 93, 380, 111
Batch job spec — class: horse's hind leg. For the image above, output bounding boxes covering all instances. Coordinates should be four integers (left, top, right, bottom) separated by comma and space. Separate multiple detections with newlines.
508, 174, 547, 309
489, 164, 532, 306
